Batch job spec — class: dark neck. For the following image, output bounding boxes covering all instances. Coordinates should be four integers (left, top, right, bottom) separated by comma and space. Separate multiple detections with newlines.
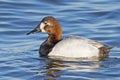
40, 34, 62, 57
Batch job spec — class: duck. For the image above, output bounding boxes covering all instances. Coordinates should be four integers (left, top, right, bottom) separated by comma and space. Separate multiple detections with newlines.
27, 16, 112, 58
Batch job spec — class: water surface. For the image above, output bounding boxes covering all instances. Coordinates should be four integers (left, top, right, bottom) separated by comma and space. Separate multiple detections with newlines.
0, 0, 120, 80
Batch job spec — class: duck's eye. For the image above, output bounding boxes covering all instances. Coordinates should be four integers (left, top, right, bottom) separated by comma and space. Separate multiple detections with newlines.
44, 22, 47, 25
44, 21, 48, 25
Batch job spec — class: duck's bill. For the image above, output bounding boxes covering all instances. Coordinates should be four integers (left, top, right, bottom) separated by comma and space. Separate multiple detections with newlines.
27, 24, 41, 35
27, 29, 38, 35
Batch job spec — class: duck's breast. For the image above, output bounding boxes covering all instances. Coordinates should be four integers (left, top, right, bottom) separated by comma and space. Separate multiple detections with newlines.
49, 36, 102, 58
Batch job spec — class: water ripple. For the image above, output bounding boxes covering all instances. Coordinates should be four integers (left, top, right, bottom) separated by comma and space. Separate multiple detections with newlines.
0, 0, 120, 80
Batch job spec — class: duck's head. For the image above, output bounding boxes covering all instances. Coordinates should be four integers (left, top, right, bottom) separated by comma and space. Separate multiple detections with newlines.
27, 16, 62, 40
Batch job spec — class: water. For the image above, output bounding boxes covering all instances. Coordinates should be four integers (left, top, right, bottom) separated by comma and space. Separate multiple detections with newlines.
0, 0, 120, 80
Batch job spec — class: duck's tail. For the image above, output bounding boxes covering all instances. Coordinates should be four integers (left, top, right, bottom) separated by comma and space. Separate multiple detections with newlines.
99, 45, 114, 58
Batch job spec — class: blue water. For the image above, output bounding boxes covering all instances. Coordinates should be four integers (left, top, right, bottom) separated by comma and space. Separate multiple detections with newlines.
0, 0, 120, 80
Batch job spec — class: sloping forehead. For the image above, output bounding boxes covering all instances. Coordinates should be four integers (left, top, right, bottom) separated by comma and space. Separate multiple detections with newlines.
42, 16, 56, 22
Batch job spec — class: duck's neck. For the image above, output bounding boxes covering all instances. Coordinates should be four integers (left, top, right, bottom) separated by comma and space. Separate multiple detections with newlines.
40, 33, 62, 57
47, 25, 62, 44
47, 34, 62, 44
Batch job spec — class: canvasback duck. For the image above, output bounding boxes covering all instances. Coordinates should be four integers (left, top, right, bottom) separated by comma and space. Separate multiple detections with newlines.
27, 16, 112, 58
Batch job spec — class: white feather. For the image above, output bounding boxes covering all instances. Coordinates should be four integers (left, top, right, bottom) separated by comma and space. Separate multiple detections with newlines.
40, 22, 46, 32
49, 36, 104, 58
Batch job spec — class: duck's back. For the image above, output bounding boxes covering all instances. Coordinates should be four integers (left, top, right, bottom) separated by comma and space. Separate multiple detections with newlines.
49, 36, 108, 58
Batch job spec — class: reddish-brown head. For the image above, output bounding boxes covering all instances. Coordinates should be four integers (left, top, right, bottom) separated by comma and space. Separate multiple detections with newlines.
27, 16, 62, 41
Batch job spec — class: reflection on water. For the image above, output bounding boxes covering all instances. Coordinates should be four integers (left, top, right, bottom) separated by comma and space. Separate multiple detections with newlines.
40, 58, 101, 80
41, 57, 120, 80
45, 59, 63, 79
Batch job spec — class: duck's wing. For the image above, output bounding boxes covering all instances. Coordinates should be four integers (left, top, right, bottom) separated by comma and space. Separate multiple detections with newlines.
65, 36, 112, 56
80, 36, 112, 58
64, 36, 104, 48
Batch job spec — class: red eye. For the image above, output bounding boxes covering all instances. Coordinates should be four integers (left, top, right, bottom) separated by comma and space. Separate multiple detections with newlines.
44, 21, 48, 25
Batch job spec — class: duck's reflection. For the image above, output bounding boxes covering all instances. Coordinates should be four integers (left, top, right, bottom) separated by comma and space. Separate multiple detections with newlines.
43, 57, 104, 80
45, 59, 64, 80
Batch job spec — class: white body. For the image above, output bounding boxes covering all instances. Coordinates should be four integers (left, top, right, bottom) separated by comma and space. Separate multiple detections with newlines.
49, 36, 104, 58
